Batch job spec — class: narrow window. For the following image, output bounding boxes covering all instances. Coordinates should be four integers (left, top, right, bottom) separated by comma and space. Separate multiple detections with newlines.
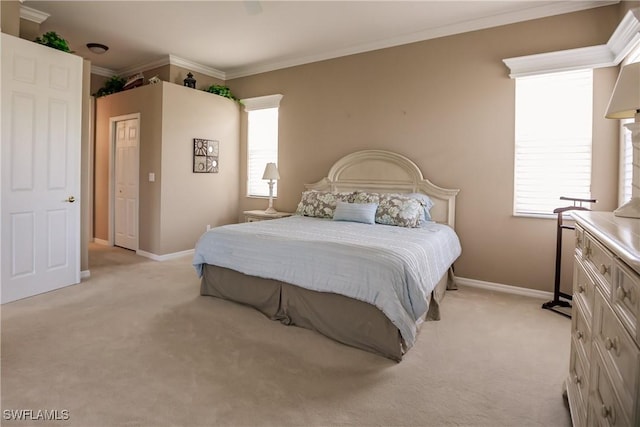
243, 94, 283, 197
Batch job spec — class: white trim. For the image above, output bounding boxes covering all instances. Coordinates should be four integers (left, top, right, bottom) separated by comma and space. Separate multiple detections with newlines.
504, 8, 640, 78
456, 277, 554, 300
91, 66, 116, 78
19, 5, 49, 24
136, 248, 194, 261
116, 54, 226, 80
241, 94, 283, 112
168, 55, 226, 80
608, 7, 640, 64
226, 1, 616, 79
80, 270, 91, 279
93, 238, 110, 246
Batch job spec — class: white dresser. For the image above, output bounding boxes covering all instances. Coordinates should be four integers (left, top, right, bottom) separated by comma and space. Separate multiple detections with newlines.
567, 211, 640, 427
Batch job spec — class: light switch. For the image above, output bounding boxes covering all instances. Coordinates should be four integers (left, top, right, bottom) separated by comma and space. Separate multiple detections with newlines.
149, 172, 155, 182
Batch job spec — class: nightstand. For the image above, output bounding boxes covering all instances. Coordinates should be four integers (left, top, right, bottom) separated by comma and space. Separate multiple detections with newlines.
243, 210, 293, 222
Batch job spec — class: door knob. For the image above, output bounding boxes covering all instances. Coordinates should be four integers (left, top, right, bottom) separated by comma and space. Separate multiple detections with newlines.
65, 196, 75, 203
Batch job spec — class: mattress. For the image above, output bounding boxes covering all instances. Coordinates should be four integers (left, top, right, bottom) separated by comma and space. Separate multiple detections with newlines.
193, 215, 461, 349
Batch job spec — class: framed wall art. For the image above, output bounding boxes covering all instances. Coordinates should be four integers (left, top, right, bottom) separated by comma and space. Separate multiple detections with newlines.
193, 138, 219, 173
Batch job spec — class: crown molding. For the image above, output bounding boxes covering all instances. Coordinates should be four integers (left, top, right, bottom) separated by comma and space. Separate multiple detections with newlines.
19, 5, 50, 24
116, 56, 171, 77
114, 54, 226, 80
503, 7, 640, 78
607, 7, 640, 64
226, 0, 617, 79
91, 65, 117, 78
168, 55, 226, 80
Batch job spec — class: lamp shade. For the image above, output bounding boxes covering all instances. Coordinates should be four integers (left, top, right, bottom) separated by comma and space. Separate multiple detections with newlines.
262, 162, 280, 180
605, 62, 640, 119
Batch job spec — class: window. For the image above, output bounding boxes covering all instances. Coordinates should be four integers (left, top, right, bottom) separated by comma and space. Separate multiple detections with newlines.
243, 94, 283, 197
514, 69, 593, 216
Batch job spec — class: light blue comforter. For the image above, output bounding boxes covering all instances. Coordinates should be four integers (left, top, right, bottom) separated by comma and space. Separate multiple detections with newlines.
193, 216, 461, 348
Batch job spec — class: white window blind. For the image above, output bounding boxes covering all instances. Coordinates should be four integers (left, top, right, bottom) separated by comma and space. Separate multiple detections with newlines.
619, 45, 640, 205
621, 119, 633, 204
514, 69, 593, 216
243, 94, 283, 197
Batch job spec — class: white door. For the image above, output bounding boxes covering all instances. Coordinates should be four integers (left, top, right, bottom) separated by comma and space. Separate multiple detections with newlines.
114, 118, 139, 250
1, 33, 82, 303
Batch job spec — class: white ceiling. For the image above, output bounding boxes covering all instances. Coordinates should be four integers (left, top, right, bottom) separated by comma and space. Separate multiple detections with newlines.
24, 1, 616, 79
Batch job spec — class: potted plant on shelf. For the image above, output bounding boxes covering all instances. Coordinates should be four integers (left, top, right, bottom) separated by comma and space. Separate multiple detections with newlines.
203, 85, 238, 101
93, 75, 127, 97
34, 31, 71, 52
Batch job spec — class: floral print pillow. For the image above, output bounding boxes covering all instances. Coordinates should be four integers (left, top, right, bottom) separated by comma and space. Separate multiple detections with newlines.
354, 191, 425, 227
295, 191, 356, 218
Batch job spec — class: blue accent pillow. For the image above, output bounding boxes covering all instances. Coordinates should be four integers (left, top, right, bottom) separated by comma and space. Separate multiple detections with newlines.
332, 202, 378, 224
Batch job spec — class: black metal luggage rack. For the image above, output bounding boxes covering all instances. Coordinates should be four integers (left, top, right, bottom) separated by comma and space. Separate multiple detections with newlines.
542, 196, 596, 318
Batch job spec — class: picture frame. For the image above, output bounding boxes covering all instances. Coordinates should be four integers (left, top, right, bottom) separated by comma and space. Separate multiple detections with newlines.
193, 138, 219, 173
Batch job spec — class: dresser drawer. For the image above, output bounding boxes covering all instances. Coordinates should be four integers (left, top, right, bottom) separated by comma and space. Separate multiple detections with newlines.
613, 259, 639, 347
592, 289, 639, 421
584, 235, 614, 296
575, 224, 585, 258
572, 295, 592, 362
574, 256, 596, 318
567, 340, 589, 426
588, 347, 630, 427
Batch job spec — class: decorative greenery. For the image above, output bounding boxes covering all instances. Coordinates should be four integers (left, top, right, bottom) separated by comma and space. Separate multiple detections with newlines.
94, 75, 127, 97
203, 85, 238, 101
34, 31, 71, 52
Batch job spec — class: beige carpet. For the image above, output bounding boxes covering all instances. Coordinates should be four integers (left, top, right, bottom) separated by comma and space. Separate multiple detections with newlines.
1, 244, 572, 427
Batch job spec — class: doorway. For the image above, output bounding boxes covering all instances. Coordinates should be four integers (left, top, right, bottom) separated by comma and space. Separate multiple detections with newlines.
109, 114, 140, 251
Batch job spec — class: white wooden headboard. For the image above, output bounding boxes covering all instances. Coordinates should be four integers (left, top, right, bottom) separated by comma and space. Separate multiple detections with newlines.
305, 150, 460, 228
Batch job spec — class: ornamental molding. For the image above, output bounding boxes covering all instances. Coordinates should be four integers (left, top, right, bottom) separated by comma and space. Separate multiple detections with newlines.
504, 8, 640, 78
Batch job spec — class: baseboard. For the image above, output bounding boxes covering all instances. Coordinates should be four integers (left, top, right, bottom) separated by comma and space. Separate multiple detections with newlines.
456, 276, 555, 300
136, 248, 194, 262
80, 270, 91, 279
93, 238, 110, 246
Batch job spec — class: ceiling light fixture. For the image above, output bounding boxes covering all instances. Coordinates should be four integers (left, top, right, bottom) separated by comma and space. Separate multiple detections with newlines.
86, 43, 109, 54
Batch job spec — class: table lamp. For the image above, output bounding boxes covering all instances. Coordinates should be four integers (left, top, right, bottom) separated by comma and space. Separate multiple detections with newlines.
606, 62, 640, 218
262, 162, 280, 214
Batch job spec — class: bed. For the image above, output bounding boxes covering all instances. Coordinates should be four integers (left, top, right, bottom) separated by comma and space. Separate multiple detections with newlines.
193, 150, 461, 361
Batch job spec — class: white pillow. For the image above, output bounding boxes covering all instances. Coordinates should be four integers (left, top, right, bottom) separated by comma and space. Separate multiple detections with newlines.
332, 202, 378, 224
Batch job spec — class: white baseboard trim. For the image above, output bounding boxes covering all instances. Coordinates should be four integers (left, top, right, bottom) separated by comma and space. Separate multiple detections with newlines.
456, 276, 555, 300
136, 248, 194, 262
93, 238, 110, 246
80, 270, 91, 279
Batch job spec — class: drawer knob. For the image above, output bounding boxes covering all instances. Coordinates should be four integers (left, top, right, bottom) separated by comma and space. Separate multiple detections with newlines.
574, 374, 582, 385
578, 284, 585, 294
599, 264, 610, 275
604, 336, 619, 355
576, 330, 583, 340
617, 286, 628, 301
601, 404, 615, 423
617, 286, 635, 304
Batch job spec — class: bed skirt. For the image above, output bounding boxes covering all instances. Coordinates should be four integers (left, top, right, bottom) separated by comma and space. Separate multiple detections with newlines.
200, 265, 455, 361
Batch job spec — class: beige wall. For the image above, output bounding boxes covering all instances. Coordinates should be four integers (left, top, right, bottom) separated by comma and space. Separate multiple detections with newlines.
1, 0, 19, 36
228, 5, 622, 293
160, 83, 240, 254
94, 82, 240, 255
95, 84, 164, 252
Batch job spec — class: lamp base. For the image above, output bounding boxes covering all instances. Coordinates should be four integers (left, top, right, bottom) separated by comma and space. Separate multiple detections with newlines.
264, 207, 278, 214
614, 197, 640, 218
